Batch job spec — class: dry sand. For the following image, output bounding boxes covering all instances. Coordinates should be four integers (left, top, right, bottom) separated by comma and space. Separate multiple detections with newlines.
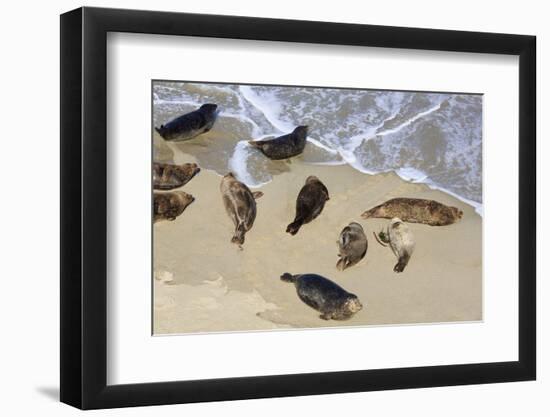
153, 148, 482, 335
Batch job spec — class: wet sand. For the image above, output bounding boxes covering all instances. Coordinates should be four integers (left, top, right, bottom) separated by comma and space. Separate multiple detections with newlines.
153, 138, 482, 335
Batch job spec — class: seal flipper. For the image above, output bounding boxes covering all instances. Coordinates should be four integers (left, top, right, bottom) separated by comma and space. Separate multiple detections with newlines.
280, 273, 296, 283
336, 257, 350, 271
394, 253, 411, 273
252, 191, 264, 200
286, 219, 303, 235
231, 223, 246, 245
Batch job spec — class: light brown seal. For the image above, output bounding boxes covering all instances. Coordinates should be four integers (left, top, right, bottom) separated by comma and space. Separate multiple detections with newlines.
153, 191, 195, 223
280, 273, 363, 320
361, 197, 463, 226
220, 173, 264, 246
153, 162, 201, 190
286, 176, 329, 235
336, 222, 368, 271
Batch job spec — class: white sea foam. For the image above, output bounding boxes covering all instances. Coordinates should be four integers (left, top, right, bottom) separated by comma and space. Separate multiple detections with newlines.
228, 141, 270, 189
154, 82, 483, 213
239, 85, 294, 133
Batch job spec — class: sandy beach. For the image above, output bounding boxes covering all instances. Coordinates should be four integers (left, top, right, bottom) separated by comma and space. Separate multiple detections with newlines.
153, 139, 482, 335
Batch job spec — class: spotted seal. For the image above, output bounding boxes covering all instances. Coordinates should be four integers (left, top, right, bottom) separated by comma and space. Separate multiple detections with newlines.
153, 191, 195, 223
361, 197, 463, 226
280, 273, 363, 320
220, 173, 264, 246
336, 222, 368, 271
153, 162, 201, 190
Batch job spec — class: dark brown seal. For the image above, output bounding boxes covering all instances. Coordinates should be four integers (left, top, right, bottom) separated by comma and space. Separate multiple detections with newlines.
361, 197, 463, 226
153, 191, 195, 223
220, 173, 264, 246
337, 222, 368, 271
153, 162, 201, 190
286, 176, 329, 235
155, 103, 218, 141
248, 126, 308, 160
280, 273, 363, 320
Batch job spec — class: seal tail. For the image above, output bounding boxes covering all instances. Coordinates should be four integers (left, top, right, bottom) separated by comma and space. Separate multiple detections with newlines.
286, 219, 303, 235
336, 257, 349, 271
231, 223, 246, 245
280, 273, 296, 283
155, 126, 165, 139
394, 253, 411, 273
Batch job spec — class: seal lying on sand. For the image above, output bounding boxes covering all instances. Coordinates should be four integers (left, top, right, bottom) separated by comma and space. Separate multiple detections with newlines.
153, 162, 201, 190
280, 273, 363, 320
248, 126, 308, 160
220, 173, 264, 246
155, 103, 219, 141
337, 222, 368, 271
153, 191, 195, 223
375, 218, 415, 273
286, 176, 329, 235
361, 197, 463, 226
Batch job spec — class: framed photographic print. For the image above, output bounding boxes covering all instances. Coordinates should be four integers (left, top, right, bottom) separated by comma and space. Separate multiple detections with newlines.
60, 7, 536, 409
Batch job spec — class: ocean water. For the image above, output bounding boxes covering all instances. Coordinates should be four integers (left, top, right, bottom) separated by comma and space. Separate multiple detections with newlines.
153, 81, 482, 212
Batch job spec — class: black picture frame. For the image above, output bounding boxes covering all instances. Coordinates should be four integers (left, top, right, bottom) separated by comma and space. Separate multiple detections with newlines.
60, 6, 536, 410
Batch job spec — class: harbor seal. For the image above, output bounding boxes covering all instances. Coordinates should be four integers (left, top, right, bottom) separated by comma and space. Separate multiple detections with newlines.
220, 173, 264, 246
361, 197, 463, 226
336, 222, 368, 271
248, 126, 308, 160
280, 273, 363, 320
286, 176, 329, 235
153, 162, 201, 190
155, 103, 219, 141
153, 191, 195, 223
376, 218, 415, 273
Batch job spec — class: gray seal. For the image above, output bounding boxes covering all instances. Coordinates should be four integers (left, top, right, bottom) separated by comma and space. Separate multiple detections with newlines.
248, 126, 308, 160
286, 175, 329, 235
155, 103, 219, 141
376, 217, 415, 273
280, 273, 363, 320
220, 173, 264, 246
153, 162, 201, 190
336, 222, 368, 271
153, 191, 195, 223
361, 197, 463, 226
